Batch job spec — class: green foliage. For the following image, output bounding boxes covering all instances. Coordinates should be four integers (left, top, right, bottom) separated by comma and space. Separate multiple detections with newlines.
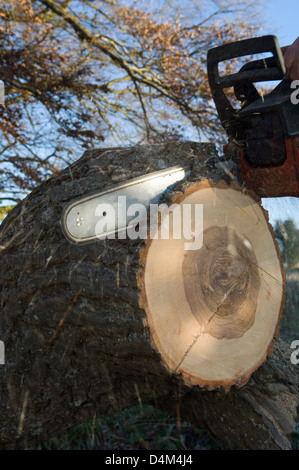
292, 432, 299, 449
274, 219, 299, 342
274, 219, 299, 269
0, 205, 14, 220
291, 405, 299, 450
292, 425, 299, 450
279, 269, 299, 342
34, 404, 227, 450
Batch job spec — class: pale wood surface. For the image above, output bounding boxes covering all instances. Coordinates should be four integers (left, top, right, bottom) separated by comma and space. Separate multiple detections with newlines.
139, 179, 285, 389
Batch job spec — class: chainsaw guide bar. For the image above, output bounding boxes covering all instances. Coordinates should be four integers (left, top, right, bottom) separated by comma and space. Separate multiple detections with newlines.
61, 166, 189, 244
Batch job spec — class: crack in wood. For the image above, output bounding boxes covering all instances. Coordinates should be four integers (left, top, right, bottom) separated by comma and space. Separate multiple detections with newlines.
174, 286, 236, 373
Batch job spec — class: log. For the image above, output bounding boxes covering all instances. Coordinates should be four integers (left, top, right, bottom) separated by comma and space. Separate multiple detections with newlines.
138, 179, 285, 390
0, 142, 297, 450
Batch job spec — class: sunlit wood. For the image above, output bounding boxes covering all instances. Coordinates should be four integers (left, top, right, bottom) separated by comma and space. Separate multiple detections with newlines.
139, 179, 285, 389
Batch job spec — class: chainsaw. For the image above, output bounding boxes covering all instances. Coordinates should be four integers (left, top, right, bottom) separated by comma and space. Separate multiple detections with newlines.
61, 34, 299, 244
207, 34, 299, 199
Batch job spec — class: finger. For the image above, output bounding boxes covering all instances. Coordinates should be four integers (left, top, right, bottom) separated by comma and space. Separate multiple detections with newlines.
283, 37, 299, 80
281, 45, 291, 55
287, 44, 299, 80
284, 45, 295, 71
289, 58, 299, 81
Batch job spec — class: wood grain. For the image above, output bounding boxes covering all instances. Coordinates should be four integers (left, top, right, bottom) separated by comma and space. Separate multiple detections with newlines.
139, 180, 285, 389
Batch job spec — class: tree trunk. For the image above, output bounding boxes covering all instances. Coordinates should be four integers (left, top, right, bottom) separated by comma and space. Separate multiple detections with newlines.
0, 142, 297, 450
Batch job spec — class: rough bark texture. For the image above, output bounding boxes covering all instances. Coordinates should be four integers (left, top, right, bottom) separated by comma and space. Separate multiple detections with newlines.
0, 142, 298, 450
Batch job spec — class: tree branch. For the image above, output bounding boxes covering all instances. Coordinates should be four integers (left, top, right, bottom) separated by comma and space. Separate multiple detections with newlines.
38, 0, 200, 119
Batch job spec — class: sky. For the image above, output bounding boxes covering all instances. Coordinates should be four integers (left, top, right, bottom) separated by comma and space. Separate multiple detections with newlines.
255, 0, 299, 227
262, 0, 298, 46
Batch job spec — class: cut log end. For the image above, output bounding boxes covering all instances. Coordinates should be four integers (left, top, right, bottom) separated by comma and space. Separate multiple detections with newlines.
138, 179, 285, 391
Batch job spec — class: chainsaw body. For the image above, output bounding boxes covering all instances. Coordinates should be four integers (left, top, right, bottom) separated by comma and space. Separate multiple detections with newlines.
207, 35, 299, 197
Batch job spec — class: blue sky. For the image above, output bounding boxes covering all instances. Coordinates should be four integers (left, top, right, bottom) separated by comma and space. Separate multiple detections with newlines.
262, 0, 298, 46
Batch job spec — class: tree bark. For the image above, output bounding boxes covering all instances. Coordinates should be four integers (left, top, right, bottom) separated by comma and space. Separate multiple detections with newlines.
0, 142, 297, 450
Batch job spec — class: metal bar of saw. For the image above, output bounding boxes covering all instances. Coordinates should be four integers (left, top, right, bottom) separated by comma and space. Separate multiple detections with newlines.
61, 165, 190, 244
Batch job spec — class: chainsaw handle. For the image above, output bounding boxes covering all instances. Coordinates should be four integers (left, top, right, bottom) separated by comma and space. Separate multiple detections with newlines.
207, 35, 286, 88
207, 35, 286, 136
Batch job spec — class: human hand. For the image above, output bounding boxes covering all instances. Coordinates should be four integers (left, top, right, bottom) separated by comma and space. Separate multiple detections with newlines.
283, 37, 299, 80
